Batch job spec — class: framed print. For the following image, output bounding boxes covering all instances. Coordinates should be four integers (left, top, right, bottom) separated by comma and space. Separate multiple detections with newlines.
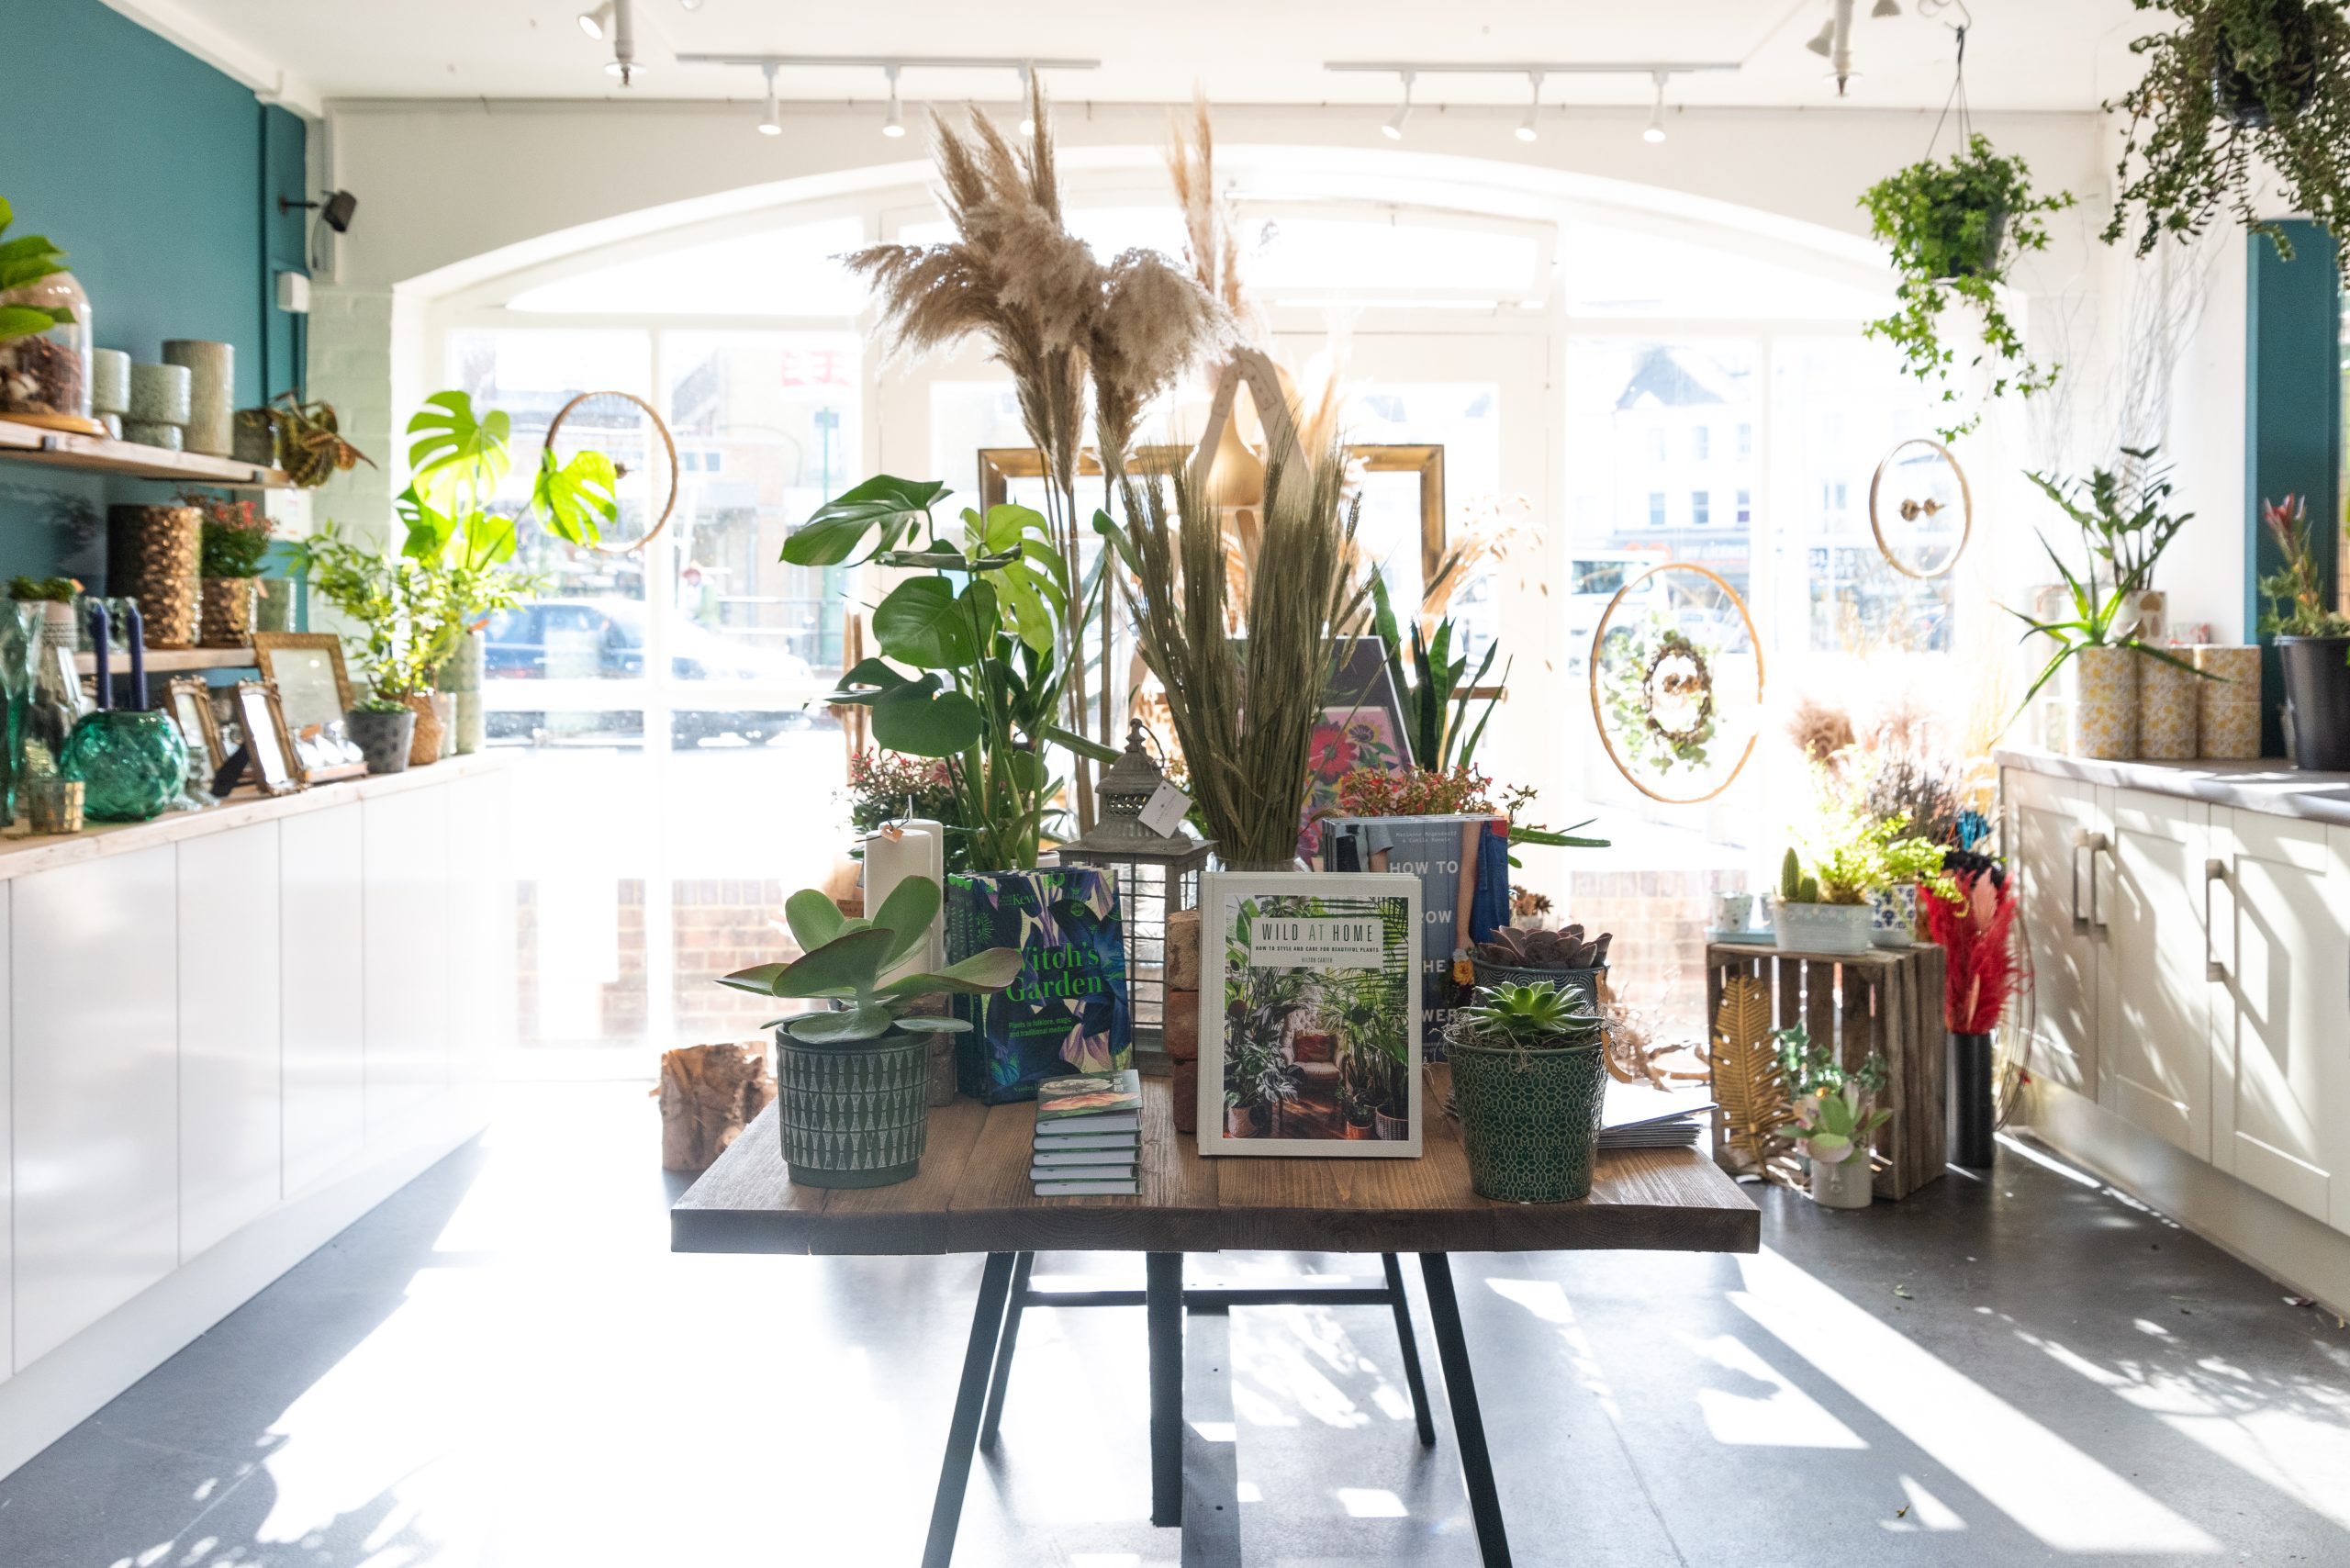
252, 632, 353, 741
166, 676, 227, 778
1301, 637, 1413, 860
1198, 871, 1422, 1158
233, 680, 304, 796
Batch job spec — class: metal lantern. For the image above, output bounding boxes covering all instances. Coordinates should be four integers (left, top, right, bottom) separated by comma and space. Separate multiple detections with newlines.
1060, 722, 1214, 1073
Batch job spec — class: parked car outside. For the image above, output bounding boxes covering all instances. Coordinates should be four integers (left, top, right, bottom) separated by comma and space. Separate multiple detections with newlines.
485, 598, 820, 747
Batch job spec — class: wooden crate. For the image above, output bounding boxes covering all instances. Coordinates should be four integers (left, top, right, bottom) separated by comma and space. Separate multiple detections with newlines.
1705, 941, 1948, 1201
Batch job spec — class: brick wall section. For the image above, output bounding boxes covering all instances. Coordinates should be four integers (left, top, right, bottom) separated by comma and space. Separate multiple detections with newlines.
1563, 866, 1752, 1046
516, 878, 798, 1047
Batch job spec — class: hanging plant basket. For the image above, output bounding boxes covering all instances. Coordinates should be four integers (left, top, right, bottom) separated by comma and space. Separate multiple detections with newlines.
2107, 0, 2350, 278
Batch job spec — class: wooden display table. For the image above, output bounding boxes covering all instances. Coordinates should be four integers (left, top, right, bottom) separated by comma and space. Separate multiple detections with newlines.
674, 1069, 1758, 1566
1704, 939, 1949, 1199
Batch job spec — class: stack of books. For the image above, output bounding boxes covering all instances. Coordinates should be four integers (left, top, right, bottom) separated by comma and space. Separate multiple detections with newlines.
1033, 1069, 1143, 1195
1597, 1085, 1716, 1151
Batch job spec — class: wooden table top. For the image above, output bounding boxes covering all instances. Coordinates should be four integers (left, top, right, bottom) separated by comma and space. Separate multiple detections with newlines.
671, 1070, 1760, 1259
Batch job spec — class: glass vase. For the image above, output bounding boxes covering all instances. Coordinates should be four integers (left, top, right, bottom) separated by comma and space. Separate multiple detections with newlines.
0, 602, 39, 825
0, 271, 95, 431
60, 710, 188, 823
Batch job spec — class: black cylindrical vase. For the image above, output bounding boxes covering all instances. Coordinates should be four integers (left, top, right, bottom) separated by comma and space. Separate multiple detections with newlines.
2277, 635, 2350, 771
1949, 1030, 1996, 1170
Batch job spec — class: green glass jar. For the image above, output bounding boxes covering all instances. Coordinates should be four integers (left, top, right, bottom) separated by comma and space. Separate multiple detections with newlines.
0, 602, 39, 825
60, 711, 188, 823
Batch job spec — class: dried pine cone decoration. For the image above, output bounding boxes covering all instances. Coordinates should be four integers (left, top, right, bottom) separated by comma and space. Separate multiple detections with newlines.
266, 394, 374, 488
1478, 922, 1612, 970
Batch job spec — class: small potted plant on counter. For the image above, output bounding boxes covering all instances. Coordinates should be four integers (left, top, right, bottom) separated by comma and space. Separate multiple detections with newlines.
181, 490, 273, 649
1774, 846, 1874, 956
1778, 1028, 1890, 1209
2257, 493, 2350, 769
721, 879, 1021, 1189
292, 523, 440, 772
1470, 922, 1613, 1010
1445, 980, 1608, 1203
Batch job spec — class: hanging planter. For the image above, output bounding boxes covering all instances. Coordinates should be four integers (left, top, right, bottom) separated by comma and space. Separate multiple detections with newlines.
2106, 0, 2350, 277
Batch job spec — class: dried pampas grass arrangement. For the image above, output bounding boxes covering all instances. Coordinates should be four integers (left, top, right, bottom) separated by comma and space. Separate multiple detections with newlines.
1111, 427, 1374, 867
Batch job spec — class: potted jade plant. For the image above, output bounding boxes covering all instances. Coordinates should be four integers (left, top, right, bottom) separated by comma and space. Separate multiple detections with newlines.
1445, 980, 1607, 1204
2257, 494, 2350, 769
1860, 133, 2076, 441
1779, 1028, 1891, 1210
721, 878, 1021, 1189
182, 490, 273, 649
2106, 0, 2350, 278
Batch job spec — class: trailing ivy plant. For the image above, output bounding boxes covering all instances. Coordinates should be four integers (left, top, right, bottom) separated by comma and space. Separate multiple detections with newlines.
1859, 134, 2074, 441
2106, 0, 2350, 277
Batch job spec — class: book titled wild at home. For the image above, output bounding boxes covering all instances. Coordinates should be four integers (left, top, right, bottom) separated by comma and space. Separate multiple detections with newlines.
946, 869, 1132, 1103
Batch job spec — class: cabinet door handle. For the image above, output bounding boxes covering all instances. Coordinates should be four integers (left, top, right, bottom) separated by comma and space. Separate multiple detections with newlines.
2070, 829, 2093, 929
2077, 831, 2109, 930
2203, 857, 2227, 982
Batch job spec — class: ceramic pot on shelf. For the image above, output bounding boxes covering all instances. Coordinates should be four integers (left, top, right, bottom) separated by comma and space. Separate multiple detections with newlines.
1809, 1153, 1874, 1209
2137, 652, 2201, 761
1866, 884, 1919, 948
107, 505, 202, 649
161, 341, 234, 457
346, 707, 415, 776
438, 628, 487, 755
2194, 645, 2263, 759
1774, 901, 1874, 956
198, 577, 256, 649
402, 691, 443, 767
2277, 635, 2350, 771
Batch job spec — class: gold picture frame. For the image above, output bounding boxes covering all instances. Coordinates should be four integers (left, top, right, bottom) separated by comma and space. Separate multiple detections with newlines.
1347, 443, 1448, 591
233, 680, 306, 797
252, 632, 354, 739
166, 676, 227, 772
976, 444, 1192, 513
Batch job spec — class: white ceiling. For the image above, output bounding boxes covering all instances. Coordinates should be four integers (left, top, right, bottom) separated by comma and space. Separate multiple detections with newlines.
117, 0, 2148, 115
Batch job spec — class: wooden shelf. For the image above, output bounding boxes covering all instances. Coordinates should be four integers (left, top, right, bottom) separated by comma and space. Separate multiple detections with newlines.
0, 419, 288, 489
73, 646, 255, 676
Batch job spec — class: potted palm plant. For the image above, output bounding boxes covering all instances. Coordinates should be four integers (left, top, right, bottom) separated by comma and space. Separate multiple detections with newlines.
1446, 980, 1607, 1203
720, 878, 1020, 1189
2257, 494, 2350, 768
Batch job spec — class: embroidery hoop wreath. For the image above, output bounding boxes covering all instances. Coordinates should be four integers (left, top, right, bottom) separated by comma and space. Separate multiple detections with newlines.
1588, 562, 1764, 805
1868, 436, 1975, 580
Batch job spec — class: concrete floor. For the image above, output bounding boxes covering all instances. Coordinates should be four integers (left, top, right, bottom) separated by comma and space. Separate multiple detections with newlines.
4, 1085, 2349, 1567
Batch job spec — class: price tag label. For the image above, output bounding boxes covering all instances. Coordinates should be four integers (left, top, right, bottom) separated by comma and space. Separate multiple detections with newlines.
1137, 781, 1193, 838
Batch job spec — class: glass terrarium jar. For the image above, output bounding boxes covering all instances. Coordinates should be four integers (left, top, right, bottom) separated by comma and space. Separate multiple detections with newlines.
0, 271, 95, 431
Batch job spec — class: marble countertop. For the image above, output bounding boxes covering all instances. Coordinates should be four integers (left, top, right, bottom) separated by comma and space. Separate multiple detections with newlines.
0, 749, 513, 881
1995, 746, 2350, 830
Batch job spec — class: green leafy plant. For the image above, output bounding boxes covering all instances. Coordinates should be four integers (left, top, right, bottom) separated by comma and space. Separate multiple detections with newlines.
2257, 493, 2350, 636
1788, 1080, 1892, 1167
179, 491, 274, 580
1782, 814, 1957, 906
2024, 447, 2193, 599
0, 197, 73, 342
1454, 980, 1603, 1049
7, 575, 77, 603
2004, 523, 2211, 722
793, 478, 1115, 871
718, 879, 1022, 1045
2106, 0, 2350, 280
255, 394, 374, 489
1859, 133, 2076, 441
397, 390, 561, 674
293, 525, 443, 702
1368, 570, 1505, 770
1775, 1026, 1890, 1099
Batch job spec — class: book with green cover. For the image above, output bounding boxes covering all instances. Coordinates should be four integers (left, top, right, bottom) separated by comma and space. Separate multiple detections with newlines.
946, 869, 1132, 1103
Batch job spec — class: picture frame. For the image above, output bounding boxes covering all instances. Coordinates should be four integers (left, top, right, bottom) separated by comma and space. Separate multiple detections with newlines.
166, 676, 227, 771
1301, 637, 1415, 860
233, 680, 305, 796
252, 632, 354, 742
1198, 870, 1423, 1159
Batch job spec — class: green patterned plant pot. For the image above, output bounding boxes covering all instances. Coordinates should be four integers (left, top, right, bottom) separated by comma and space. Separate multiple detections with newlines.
1449, 1034, 1606, 1204
775, 1028, 934, 1189
1469, 959, 1606, 1012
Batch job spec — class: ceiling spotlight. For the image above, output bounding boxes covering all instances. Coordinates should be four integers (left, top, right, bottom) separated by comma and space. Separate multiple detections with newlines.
1383, 71, 1415, 140
577, 2, 612, 40
1805, 18, 1836, 56
757, 62, 781, 136
1645, 70, 1669, 143
1515, 70, 1542, 142
882, 64, 906, 138
1872, 0, 1900, 14
1016, 64, 1036, 137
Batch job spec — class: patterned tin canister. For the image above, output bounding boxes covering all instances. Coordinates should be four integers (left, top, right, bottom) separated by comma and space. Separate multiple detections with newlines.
1449, 1033, 1606, 1203
775, 1029, 934, 1189
2194, 645, 2264, 759
2070, 645, 2141, 760
2138, 653, 2201, 760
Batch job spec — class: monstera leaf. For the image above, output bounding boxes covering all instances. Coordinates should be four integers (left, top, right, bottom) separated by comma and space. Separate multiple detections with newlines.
532, 447, 620, 547
783, 475, 950, 566
406, 391, 511, 502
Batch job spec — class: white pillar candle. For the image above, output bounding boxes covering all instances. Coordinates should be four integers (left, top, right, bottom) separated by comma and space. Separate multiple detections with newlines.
865, 818, 946, 985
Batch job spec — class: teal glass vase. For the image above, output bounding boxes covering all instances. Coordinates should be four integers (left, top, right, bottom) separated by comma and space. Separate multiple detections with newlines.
60, 711, 189, 823
0, 603, 38, 826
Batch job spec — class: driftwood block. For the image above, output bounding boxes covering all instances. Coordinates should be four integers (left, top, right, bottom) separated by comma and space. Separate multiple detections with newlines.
1166, 906, 1202, 991
657, 1041, 777, 1173
1164, 989, 1200, 1063
1170, 1059, 1199, 1134
1705, 942, 1948, 1200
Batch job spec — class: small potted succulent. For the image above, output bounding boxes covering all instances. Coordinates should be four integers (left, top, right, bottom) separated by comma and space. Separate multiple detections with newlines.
1445, 980, 1607, 1204
1471, 922, 1613, 1011
8, 575, 82, 646
2257, 494, 2350, 769
1778, 1028, 1891, 1209
721, 879, 1021, 1189
1774, 846, 1874, 956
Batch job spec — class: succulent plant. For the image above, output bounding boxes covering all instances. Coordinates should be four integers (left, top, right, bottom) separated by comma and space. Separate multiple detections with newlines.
719, 879, 1022, 1046
1455, 980, 1603, 1049
1788, 1080, 1891, 1168
1476, 922, 1612, 971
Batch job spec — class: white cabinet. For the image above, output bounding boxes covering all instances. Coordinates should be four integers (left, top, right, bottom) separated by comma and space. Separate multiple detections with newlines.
2212, 812, 2350, 1227
2008, 767, 2103, 1096
177, 824, 284, 1260
10, 846, 179, 1368
282, 803, 366, 1195
2097, 790, 2214, 1159
0, 888, 11, 1384
363, 787, 452, 1136
443, 767, 514, 1087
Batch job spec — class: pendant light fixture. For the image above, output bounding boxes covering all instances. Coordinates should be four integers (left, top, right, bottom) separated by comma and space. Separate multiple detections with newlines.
1644, 70, 1669, 142
1016, 63, 1036, 136
577, 3, 612, 40
1383, 71, 1416, 140
757, 62, 781, 135
881, 64, 906, 138
1515, 70, 1543, 142
599, 0, 640, 85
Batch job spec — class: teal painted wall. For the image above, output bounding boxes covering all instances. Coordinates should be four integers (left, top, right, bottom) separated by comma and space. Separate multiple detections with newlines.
0, 0, 308, 587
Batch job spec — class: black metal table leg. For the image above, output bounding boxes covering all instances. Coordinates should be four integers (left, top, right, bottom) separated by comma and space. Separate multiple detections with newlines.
1147, 1251, 1184, 1528
1418, 1253, 1513, 1568
1382, 1252, 1438, 1448
978, 1251, 1036, 1451
923, 1251, 1017, 1568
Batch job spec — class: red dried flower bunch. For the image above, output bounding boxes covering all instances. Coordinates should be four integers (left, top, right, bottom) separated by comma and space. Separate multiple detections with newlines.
1922, 854, 2020, 1034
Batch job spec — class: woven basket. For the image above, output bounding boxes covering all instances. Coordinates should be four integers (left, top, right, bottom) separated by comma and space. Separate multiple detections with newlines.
106, 505, 201, 648
775, 1030, 934, 1189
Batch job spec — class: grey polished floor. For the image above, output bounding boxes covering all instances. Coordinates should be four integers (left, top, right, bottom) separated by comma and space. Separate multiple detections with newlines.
4, 1084, 2348, 1567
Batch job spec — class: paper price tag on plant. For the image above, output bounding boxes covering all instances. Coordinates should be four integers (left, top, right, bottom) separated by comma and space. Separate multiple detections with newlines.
1138, 781, 1192, 838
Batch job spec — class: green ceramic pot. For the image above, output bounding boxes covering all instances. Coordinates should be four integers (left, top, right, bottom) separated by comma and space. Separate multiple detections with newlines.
775, 1028, 934, 1189
1468, 958, 1606, 1011
1449, 1031, 1606, 1204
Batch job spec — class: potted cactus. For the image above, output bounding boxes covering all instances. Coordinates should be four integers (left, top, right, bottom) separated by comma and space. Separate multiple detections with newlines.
1444, 980, 1607, 1203
1774, 846, 1874, 956
720, 878, 1021, 1189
